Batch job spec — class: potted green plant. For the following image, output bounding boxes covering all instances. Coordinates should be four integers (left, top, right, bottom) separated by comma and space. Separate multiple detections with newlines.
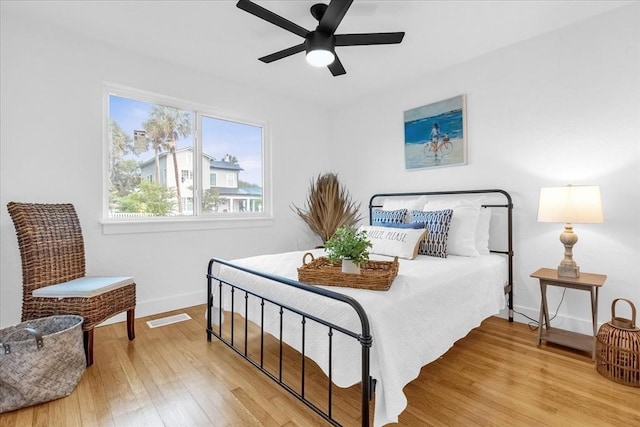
324, 226, 372, 274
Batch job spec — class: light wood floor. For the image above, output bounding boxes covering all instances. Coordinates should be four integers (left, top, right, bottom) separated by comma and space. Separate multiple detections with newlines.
1, 304, 639, 426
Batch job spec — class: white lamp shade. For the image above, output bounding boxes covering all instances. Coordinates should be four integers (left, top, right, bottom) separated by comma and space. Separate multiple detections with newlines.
537, 185, 604, 224
306, 49, 335, 67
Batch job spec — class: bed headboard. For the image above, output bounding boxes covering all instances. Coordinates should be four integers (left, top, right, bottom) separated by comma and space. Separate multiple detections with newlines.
368, 189, 514, 321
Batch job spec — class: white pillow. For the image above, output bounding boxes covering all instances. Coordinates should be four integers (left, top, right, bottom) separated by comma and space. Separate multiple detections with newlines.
422, 199, 481, 257
382, 196, 428, 222
475, 208, 492, 255
357, 225, 427, 260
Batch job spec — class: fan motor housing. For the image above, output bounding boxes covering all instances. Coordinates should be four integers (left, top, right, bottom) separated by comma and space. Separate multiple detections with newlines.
306, 31, 335, 55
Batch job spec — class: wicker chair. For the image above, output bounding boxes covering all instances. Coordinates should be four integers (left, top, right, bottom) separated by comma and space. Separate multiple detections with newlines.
7, 202, 136, 366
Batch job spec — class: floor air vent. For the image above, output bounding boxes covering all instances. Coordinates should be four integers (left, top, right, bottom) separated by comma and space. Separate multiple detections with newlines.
146, 313, 191, 328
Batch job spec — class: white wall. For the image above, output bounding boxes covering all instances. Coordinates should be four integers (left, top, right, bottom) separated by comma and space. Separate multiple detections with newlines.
328, 4, 640, 333
0, 12, 331, 328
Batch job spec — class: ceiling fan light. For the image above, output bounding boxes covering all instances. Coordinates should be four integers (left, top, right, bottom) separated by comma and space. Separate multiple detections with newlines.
306, 49, 335, 67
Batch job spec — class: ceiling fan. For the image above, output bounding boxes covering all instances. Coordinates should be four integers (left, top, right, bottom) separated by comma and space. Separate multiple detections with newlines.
236, 0, 405, 76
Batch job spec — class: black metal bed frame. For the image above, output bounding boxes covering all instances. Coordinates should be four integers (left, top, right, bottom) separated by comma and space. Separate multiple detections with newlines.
206, 189, 513, 426
368, 189, 514, 321
207, 258, 374, 426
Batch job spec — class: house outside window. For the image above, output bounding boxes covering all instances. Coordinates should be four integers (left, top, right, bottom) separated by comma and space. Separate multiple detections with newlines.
226, 173, 236, 188
105, 84, 267, 223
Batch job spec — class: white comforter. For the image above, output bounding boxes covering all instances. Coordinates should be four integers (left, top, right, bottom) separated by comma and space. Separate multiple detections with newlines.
213, 249, 506, 426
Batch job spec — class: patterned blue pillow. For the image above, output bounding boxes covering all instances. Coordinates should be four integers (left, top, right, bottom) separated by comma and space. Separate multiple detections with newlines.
381, 222, 425, 229
372, 208, 407, 226
410, 209, 454, 258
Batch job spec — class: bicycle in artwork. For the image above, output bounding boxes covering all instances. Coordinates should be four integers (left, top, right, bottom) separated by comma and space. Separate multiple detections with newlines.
424, 134, 453, 159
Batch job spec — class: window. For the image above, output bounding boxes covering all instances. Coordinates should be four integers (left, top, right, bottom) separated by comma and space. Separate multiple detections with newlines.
105, 85, 267, 224
181, 169, 192, 183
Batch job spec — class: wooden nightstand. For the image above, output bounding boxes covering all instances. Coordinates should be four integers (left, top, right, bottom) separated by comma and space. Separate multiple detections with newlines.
530, 268, 607, 360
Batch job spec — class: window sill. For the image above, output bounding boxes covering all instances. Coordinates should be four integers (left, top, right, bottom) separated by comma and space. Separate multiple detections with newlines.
101, 216, 275, 235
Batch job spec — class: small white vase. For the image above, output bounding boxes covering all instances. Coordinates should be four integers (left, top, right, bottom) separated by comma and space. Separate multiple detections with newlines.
342, 258, 361, 274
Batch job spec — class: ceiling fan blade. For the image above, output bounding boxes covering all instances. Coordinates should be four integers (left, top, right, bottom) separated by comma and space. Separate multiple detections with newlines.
237, 0, 309, 38
259, 43, 306, 63
318, 0, 354, 34
328, 55, 346, 76
335, 32, 405, 46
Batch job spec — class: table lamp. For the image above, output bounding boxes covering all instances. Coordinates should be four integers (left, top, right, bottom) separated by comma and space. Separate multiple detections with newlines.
537, 185, 604, 278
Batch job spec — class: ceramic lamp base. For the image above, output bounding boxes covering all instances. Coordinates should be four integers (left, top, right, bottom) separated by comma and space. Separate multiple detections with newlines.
558, 264, 580, 278
558, 224, 580, 278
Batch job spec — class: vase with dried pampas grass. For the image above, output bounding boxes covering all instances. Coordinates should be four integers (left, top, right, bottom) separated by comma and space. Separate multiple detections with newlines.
291, 172, 363, 244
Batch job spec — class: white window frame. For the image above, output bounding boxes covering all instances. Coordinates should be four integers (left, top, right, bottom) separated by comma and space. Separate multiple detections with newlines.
101, 83, 273, 235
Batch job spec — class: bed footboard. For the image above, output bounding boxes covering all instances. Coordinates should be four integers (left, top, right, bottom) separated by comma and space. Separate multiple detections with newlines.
207, 258, 374, 426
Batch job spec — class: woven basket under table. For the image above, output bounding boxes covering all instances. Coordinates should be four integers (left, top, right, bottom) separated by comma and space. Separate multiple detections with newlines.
297, 252, 399, 291
596, 298, 640, 387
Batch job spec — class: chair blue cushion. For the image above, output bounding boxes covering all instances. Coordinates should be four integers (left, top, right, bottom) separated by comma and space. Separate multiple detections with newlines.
32, 276, 134, 298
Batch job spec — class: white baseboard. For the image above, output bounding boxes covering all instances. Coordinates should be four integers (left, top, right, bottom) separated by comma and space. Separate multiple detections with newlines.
100, 293, 597, 338
497, 304, 596, 335
98, 290, 205, 327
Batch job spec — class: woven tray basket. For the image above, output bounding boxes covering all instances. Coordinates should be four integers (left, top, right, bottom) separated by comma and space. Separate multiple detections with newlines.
596, 298, 640, 387
297, 252, 399, 291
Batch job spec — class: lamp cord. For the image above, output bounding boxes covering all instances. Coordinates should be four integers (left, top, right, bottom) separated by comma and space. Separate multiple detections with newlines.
510, 288, 567, 331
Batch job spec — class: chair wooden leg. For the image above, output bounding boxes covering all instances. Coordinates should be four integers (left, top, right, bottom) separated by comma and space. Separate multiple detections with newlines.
83, 329, 94, 367
127, 309, 135, 341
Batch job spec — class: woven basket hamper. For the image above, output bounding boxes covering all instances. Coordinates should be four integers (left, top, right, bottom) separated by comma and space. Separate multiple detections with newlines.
0, 315, 86, 413
595, 298, 640, 387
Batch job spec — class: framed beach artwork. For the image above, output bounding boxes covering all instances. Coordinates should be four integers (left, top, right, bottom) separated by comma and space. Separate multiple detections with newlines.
404, 94, 467, 170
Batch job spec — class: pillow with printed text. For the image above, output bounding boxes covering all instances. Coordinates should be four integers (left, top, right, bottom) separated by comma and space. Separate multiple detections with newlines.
357, 225, 428, 260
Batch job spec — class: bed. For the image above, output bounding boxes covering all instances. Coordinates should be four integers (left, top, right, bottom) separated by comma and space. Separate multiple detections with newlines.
207, 189, 514, 426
